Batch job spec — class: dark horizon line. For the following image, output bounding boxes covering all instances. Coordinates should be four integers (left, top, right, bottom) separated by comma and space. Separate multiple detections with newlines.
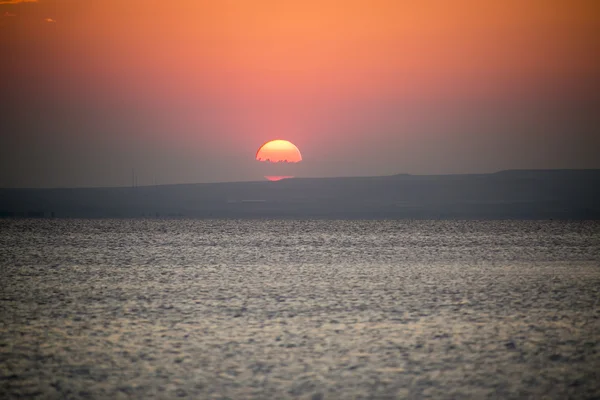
1, 168, 599, 191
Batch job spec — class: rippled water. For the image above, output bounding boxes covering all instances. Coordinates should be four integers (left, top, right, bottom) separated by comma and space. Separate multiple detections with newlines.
1, 219, 599, 399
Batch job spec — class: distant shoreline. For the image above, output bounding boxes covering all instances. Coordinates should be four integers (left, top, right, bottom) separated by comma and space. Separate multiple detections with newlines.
1, 169, 599, 220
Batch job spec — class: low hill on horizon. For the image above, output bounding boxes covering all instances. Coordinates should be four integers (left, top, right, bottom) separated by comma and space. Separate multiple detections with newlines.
1, 169, 599, 219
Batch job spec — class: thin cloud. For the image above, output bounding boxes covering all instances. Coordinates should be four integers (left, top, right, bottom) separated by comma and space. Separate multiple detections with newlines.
44, 17, 56, 23
0, 0, 38, 4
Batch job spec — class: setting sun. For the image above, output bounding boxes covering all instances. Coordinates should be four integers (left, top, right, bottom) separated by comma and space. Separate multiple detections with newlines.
256, 139, 302, 181
256, 140, 302, 163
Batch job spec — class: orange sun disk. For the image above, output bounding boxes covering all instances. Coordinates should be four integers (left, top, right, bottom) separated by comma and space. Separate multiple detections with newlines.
256, 140, 302, 163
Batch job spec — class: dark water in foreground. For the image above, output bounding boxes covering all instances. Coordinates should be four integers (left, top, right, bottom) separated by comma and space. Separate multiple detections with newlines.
1, 219, 599, 399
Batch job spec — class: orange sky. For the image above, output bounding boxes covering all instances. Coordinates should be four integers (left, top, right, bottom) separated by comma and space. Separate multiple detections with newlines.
1, 0, 599, 186
8, 1, 597, 95
66, 1, 599, 87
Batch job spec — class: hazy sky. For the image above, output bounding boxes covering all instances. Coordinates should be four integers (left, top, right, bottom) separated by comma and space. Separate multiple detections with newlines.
1, 0, 599, 187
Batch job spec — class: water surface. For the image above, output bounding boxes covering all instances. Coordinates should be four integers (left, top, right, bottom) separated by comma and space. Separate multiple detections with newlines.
1, 220, 599, 399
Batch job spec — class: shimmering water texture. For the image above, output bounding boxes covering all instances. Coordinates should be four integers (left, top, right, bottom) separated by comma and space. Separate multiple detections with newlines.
1, 220, 599, 399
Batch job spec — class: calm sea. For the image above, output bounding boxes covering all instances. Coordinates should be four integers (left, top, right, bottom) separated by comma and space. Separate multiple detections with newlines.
1, 219, 599, 399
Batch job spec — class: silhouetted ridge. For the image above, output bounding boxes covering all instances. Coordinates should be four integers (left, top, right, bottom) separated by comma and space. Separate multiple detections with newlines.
1, 170, 599, 219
